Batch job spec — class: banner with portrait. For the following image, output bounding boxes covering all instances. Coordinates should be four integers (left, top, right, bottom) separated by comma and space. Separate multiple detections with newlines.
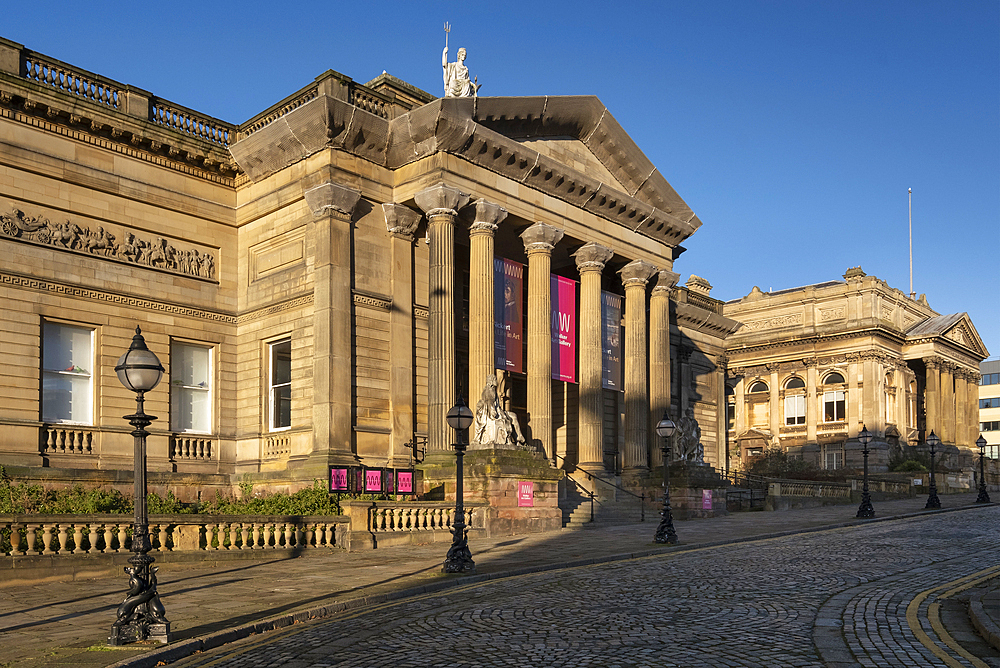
494, 258, 524, 373
602, 291, 623, 391
551, 275, 577, 383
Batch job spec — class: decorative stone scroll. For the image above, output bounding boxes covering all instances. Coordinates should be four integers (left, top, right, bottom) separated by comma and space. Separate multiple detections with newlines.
0, 206, 216, 280
743, 313, 803, 331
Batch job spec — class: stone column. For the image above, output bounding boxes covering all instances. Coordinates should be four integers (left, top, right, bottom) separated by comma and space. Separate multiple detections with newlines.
649, 270, 679, 469
941, 364, 955, 444
924, 357, 941, 438
383, 204, 421, 465
619, 259, 658, 475
414, 184, 470, 453
521, 223, 564, 463
467, 199, 508, 406
573, 242, 614, 471
768, 365, 780, 439
955, 368, 968, 447
304, 182, 362, 466
968, 372, 981, 447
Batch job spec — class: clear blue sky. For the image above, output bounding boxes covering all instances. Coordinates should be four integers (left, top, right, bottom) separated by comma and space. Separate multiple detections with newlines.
5, 1, 998, 356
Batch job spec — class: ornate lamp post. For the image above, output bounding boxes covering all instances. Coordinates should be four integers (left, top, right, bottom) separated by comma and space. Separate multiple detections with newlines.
109, 327, 170, 645
856, 425, 874, 518
653, 411, 678, 544
925, 431, 942, 509
443, 393, 475, 573
976, 434, 991, 504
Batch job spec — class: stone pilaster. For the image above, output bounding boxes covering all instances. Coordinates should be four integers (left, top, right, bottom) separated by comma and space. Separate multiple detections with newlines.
573, 242, 614, 471
619, 259, 658, 475
954, 368, 968, 447
924, 357, 941, 439
304, 182, 362, 467
383, 203, 421, 465
768, 365, 780, 438
649, 270, 678, 468
806, 363, 818, 443
414, 184, 470, 453
521, 223, 564, 463
467, 199, 507, 407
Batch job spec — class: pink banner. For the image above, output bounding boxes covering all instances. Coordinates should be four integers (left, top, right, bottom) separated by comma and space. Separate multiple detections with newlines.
702, 489, 713, 510
364, 469, 383, 493
551, 275, 577, 383
329, 467, 348, 492
495, 258, 524, 374
396, 471, 413, 494
517, 481, 534, 507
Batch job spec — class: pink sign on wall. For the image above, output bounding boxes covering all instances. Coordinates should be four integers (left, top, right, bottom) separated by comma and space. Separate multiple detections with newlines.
329, 467, 348, 492
396, 471, 413, 495
551, 275, 577, 383
517, 481, 534, 507
702, 489, 713, 510
365, 469, 383, 493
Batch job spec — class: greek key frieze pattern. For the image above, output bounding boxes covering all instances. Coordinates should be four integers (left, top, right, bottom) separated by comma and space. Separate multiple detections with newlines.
353, 293, 392, 311
1, 206, 218, 281
0, 271, 235, 323
237, 295, 314, 325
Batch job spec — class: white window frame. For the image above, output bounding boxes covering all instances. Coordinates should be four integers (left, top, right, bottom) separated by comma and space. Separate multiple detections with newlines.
268, 338, 292, 432
170, 342, 213, 434
823, 390, 846, 422
41, 321, 95, 425
784, 394, 806, 425
825, 448, 842, 470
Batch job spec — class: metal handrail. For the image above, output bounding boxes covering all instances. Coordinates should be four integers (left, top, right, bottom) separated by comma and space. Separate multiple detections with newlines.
554, 454, 645, 522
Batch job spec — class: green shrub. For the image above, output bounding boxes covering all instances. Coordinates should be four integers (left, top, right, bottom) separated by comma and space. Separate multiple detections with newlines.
890, 459, 928, 473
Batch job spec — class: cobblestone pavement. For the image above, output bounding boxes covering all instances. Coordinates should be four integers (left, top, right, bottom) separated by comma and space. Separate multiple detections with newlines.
169, 508, 1000, 668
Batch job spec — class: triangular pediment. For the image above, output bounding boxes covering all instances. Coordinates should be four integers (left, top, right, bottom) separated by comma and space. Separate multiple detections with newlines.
514, 136, 629, 193
906, 312, 989, 358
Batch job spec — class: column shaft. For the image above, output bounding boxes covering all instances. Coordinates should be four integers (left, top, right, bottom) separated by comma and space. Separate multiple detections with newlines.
925, 359, 940, 438
621, 260, 658, 474
574, 243, 613, 470
467, 200, 507, 406
522, 223, 564, 464
648, 270, 678, 469
941, 366, 955, 444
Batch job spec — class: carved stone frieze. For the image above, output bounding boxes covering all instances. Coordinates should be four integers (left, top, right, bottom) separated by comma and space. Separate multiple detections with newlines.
820, 307, 845, 321
742, 313, 803, 331
0, 206, 217, 281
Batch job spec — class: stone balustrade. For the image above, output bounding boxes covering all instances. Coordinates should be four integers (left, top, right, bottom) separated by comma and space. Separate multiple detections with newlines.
23, 51, 120, 109
340, 500, 489, 551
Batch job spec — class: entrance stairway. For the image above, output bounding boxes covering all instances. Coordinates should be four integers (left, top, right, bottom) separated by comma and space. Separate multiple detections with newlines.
559, 475, 649, 528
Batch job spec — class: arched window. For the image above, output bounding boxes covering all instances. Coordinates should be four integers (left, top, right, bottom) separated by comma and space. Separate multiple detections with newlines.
784, 377, 806, 425
748, 380, 768, 393
822, 372, 846, 422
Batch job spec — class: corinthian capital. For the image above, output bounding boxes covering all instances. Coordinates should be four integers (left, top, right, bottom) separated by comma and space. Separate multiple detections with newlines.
382, 203, 421, 240
619, 259, 658, 288
469, 198, 507, 233
304, 182, 362, 220
521, 222, 564, 254
652, 269, 681, 294
414, 183, 470, 217
573, 242, 614, 273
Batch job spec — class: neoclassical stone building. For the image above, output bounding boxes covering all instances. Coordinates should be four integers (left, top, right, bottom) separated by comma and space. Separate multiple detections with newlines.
0, 36, 738, 504
722, 268, 988, 472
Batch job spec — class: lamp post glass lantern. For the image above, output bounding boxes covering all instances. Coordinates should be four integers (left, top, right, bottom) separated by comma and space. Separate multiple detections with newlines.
856, 425, 874, 518
976, 434, 991, 504
443, 393, 475, 573
925, 431, 941, 509
653, 411, 678, 544
108, 326, 171, 645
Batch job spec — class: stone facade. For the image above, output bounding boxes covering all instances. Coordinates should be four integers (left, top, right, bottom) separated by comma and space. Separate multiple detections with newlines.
0, 37, 739, 512
722, 269, 989, 472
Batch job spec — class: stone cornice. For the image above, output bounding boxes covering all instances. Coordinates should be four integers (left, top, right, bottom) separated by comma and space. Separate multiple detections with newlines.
674, 302, 743, 340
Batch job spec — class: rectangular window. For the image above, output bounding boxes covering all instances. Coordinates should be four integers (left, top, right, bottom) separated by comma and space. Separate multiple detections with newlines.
982, 421, 1000, 432
726, 399, 736, 431
269, 338, 291, 431
980, 398, 1000, 409
42, 322, 94, 424
171, 343, 212, 433
982, 373, 1000, 386
784, 395, 806, 425
823, 391, 846, 422
825, 449, 842, 470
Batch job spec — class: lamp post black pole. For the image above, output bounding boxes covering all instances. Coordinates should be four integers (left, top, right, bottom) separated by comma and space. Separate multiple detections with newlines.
443, 394, 475, 573
109, 327, 170, 645
653, 411, 678, 544
976, 434, 991, 504
925, 431, 941, 509
856, 425, 874, 518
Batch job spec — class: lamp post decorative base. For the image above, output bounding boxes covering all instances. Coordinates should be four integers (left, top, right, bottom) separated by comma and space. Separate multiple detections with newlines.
442, 525, 476, 573
924, 488, 941, 509
976, 486, 991, 504
108, 555, 170, 645
653, 504, 678, 544
856, 493, 875, 518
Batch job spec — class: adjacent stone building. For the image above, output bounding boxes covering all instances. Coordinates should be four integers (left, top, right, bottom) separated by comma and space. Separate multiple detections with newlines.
0, 36, 738, 521
722, 268, 989, 472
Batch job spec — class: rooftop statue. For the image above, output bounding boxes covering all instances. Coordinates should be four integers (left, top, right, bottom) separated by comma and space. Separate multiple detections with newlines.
442, 23, 479, 98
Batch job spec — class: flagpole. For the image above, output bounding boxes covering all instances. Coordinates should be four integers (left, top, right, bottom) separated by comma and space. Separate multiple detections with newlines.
908, 188, 914, 299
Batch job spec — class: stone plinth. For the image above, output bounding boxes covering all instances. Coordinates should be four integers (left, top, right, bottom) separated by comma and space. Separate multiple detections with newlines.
419, 448, 564, 536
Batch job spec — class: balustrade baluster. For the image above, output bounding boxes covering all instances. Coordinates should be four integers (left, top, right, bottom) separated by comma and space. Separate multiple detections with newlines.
9, 523, 22, 555
86, 523, 100, 553
25, 524, 40, 555
253, 522, 264, 549
41, 524, 56, 554
294, 526, 304, 548
158, 524, 169, 551
305, 525, 315, 548
71, 524, 83, 554
283, 524, 292, 548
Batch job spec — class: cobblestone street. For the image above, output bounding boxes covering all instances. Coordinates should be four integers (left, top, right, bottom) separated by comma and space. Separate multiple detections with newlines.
169, 508, 1000, 668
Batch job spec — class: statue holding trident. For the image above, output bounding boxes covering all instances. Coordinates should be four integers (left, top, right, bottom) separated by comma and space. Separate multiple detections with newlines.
442, 22, 480, 97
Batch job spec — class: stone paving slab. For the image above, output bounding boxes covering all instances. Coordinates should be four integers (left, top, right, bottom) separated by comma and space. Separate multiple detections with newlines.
0, 493, 994, 667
